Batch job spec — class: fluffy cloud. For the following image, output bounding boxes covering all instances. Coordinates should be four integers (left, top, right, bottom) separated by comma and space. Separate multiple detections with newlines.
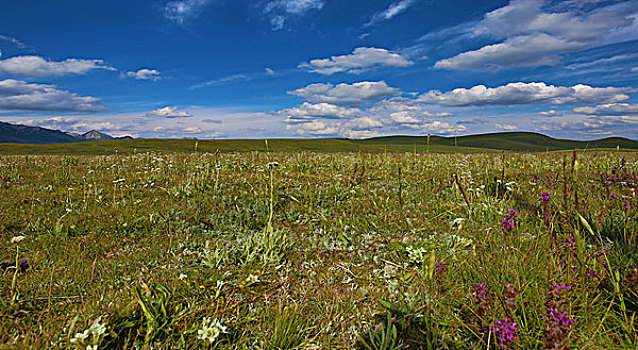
572, 103, 638, 115
125, 69, 161, 81
0, 55, 115, 78
299, 47, 413, 75
418, 82, 630, 106
0, 79, 107, 113
146, 106, 193, 118
365, 0, 417, 27
164, 0, 214, 24
435, 0, 634, 71
278, 102, 360, 121
264, 0, 325, 30
288, 81, 401, 105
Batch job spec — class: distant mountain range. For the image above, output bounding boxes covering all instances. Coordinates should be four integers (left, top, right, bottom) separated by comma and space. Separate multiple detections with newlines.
0, 121, 131, 144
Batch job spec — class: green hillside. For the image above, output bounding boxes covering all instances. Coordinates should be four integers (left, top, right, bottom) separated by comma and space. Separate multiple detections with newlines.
0, 132, 635, 155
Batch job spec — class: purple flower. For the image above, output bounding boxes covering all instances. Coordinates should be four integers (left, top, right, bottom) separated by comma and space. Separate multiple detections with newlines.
548, 307, 577, 327
579, 199, 587, 205
501, 209, 518, 235
541, 192, 550, 203
586, 270, 599, 277
490, 317, 519, 349
550, 282, 572, 290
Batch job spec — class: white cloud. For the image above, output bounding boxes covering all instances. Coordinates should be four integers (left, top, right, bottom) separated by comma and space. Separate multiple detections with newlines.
390, 111, 421, 124
288, 81, 401, 105
278, 102, 360, 121
71, 122, 119, 132
0, 35, 27, 49
418, 82, 630, 106
435, 0, 634, 71
125, 69, 161, 81
264, 0, 325, 30
434, 34, 586, 71
164, 0, 214, 24
495, 123, 518, 130
299, 47, 413, 75
265, 0, 324, 14
0, 55, 115, 78
365, 0, 418, 27
0, 79, 107, 113
190, 74, 251, 89
573, 103, 638, 115
146, 106, 193, 118
538, 110, 558, 116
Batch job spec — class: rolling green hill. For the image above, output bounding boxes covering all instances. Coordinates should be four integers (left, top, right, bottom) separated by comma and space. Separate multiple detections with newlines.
0, 132, 635, 155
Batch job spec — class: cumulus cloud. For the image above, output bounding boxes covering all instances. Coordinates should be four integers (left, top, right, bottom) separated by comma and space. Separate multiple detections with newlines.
418, 82, 630, 106
573, 103, 638, 115
0, 79, 107, 113
264, 0, 325, 30
299, 47, 413, 75
365, 0, 418, 27
435, 0, 634, 71
163, 0, 214, 24
0, 55, 115, 78
124, 69, 161, 81
288, 81, 401, 105
278, 102, 360, 121
146, 106, 193, 118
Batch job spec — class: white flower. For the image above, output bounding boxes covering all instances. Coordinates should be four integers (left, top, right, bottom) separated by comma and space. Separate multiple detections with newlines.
178, 273, 187, 280
86, 345, 97, 350
88, 320, 107, 337
10, 236, 25, 244
197, 317, 227, 344
246, 274, 260, 284
406, 246, 427, 265
70, 330, 90, 344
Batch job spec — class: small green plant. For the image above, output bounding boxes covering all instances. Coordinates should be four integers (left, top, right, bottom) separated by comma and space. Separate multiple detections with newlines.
356, 313, 403, 350
265, 304, 312, 350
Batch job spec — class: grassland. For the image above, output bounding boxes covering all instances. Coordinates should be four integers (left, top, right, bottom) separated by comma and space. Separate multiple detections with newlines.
1, 149, 637, 349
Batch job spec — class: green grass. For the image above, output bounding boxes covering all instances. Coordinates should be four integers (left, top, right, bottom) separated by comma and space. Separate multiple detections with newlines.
1, 150, 637, 348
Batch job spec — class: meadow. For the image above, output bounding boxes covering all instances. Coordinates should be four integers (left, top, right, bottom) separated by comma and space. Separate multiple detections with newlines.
1, 148, 637, 349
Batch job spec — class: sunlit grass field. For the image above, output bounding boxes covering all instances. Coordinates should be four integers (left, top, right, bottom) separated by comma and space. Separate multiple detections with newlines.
1, 149, 637, 349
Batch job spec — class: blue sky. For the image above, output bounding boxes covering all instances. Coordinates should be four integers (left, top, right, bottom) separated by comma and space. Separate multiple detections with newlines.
0, 0, 637, 139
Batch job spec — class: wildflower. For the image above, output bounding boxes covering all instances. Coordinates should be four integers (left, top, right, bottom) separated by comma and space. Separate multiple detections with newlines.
501, 209, 517, 235
86, 345, 97, 350
490, 317, 519, 349
88, 321, 107, 338
70, 330, 90, 344
406, 246, 427, 265
246, 274, 260, 284
545, 282, 576, 349
10, 236, 25, 244
586, 270, 599, 277
197, 317, 227, 344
